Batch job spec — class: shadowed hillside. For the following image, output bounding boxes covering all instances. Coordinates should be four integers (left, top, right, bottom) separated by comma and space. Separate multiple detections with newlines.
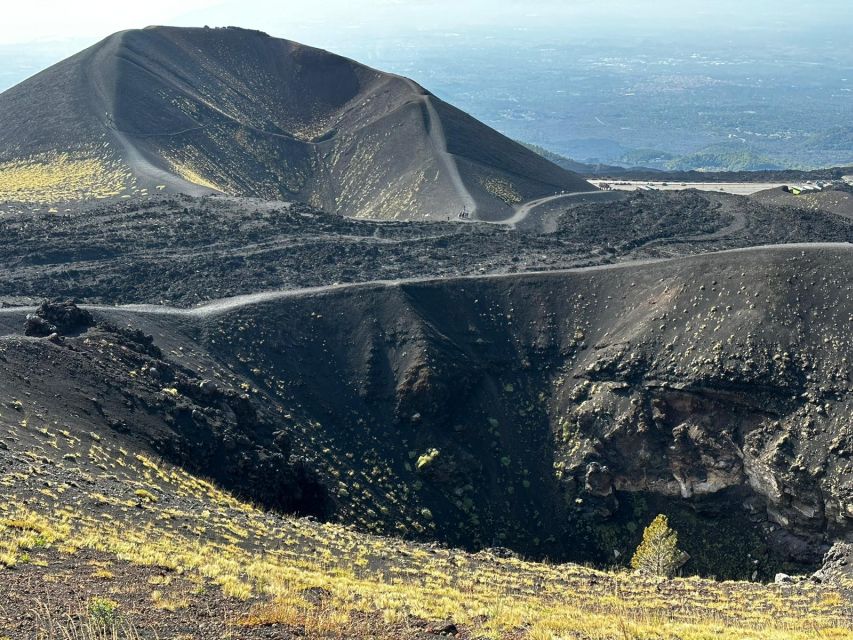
0, 26, 591, 219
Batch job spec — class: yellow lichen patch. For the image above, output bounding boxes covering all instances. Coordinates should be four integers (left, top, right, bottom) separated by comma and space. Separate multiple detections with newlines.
166, 155, 224, 192
480, 176, 522, 205
0, 151, 134, 203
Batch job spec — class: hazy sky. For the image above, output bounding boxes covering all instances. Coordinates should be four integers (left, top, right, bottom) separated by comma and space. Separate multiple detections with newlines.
2, 0, 850, 45
1, 1, 850, 95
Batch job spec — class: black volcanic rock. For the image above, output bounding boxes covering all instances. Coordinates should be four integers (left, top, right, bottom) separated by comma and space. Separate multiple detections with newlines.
24, 300, 93, 336
814, 542, 853, 587
0, 26, 591, 219
0, 190, 850, 308
1, 244, 850, 578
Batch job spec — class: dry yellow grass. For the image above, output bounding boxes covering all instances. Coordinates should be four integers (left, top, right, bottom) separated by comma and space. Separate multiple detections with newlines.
0, 150, 135, 203
0, 426, 850, 640
480, 176, 522, 205
166, 156, 223, 192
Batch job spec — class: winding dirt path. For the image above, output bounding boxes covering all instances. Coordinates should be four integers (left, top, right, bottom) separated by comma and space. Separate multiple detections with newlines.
1, 243, 846, 321
84, 35, 214, 196
399, 78, 478, 219
507, 191, 613, 227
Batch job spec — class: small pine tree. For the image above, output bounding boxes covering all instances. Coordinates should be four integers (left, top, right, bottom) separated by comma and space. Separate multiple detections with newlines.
630, 514, 682, 577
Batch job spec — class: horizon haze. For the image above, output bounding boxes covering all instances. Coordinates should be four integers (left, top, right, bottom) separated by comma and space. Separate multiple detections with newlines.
1, 1, 850, 170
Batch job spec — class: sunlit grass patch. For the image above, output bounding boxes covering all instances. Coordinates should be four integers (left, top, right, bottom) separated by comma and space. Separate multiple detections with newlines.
0, 149, 134, 203
0, 422, 849, 640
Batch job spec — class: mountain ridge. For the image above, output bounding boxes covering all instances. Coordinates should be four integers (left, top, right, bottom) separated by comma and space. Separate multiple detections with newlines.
0, 26, 592, 219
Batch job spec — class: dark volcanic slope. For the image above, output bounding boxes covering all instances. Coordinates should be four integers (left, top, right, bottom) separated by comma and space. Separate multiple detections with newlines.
751, 185, 853, 220
0, 26, 590, 220
1, 245, 851, 579
0, 190, 850, 306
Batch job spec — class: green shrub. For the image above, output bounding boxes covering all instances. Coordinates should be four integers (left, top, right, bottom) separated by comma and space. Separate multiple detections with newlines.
416, 448, 440, 472
88, 598, 120, 628
630, 514, 683, 577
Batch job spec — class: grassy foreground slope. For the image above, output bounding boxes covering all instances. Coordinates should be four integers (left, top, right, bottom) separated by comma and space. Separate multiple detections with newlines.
0, 425, 850, 640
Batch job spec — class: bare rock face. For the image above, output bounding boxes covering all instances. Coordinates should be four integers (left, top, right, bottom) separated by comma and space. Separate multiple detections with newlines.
554, 340, 848, 566
813, 542, 853, 587
584, 462, 614, 497
24, 314, 55, 338
214, 246, 850, 575
24, 300, 93, 337
539, 248, 853, 572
